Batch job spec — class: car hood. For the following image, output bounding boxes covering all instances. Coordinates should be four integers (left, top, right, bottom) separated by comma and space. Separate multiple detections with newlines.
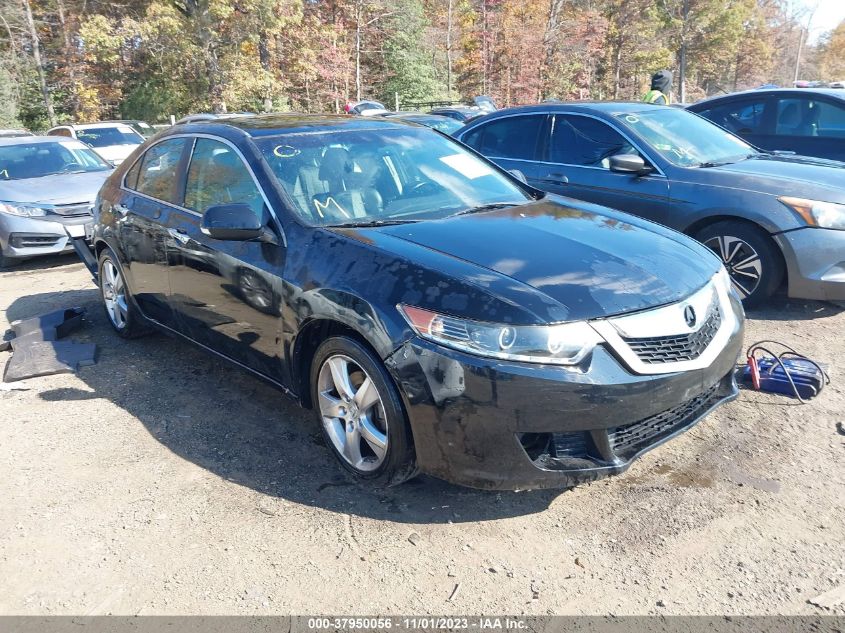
0, 170, 112, 205
706, 154, 845, 203
350, 198, 721, 321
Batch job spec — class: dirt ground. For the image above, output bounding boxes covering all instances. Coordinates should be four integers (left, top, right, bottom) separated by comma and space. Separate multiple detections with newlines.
0, 253, 843, 616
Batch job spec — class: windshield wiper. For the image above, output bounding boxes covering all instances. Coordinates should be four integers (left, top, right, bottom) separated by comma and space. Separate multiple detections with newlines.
450, 202, 518, 217
329, 218, 422, 228
696, 154, 755, 168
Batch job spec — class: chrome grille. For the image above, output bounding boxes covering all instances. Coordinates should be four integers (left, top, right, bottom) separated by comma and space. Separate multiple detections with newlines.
49, 203, 93, 217
608, 382, 721, 455
622, 306, 722, 364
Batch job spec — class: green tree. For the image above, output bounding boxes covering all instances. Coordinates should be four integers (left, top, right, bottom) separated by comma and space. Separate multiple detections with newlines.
379, 0, 438, 105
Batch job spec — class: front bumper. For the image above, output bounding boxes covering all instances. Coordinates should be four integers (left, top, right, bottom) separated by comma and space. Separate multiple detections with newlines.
385, 298, 744, 490
0, 212, 92, 260
774, 227, 845, 301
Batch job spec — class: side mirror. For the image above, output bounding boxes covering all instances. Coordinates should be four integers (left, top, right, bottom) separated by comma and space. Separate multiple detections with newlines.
508, 169, 528, 184
608, 154, 651, 175
201, 204, 275, 243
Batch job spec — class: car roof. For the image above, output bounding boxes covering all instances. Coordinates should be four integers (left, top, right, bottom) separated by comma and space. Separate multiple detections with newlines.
471, 101, 666, 118
387, 112, 454, 120
691, 87, 845, 107
170, 113, 424, 138
0, 135, 82, 147
53, 122, 137, 130
431, 106, 479, 113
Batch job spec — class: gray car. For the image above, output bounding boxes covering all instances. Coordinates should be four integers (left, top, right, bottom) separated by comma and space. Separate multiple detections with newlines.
456, 102, 845, 305
0, 136, 112, 268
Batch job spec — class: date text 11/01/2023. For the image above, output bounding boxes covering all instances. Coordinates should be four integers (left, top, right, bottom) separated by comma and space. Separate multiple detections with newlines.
307, 617, 529, 630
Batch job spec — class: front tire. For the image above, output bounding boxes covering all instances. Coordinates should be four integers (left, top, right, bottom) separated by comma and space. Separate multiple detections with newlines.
696, 221, 783, 307
98, 247, 148, 338
311, 336, 417, 486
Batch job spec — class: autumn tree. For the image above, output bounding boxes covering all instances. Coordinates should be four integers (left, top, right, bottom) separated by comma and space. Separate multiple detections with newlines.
818, 20, 845, 81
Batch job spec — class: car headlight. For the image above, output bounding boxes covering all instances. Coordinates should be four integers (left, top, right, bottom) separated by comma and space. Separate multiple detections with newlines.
0, 202, 47, 217
779, 196, 845, 230
398, 305, 603, 365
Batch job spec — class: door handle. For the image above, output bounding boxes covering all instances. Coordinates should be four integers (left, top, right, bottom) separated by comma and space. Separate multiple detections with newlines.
542, 173, 568, 184
113, 203, 130, 217
167, 227, 190, 244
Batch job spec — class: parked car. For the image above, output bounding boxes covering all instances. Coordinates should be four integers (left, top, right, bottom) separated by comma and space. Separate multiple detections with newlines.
84, 114, 744, 490
687, 88, 845, 162
0, 136, 112, 268
101, 119, 157, 139
381, 112, 463, 135
176, 113, 256, 125
456, 102, 845, 305
0, 129, 33, 138
346, 100, 389, 116
429, 106, 484, 123
47, 122, 144, 166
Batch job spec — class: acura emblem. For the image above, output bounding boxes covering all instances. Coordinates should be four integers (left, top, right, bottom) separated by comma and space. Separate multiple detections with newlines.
683, 305, 697, 328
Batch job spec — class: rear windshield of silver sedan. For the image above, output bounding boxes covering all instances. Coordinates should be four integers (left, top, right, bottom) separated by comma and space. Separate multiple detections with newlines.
256, 127, 530, 226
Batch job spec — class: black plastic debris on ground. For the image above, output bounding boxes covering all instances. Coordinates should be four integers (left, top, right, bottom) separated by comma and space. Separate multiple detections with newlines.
2, 307, 96, 383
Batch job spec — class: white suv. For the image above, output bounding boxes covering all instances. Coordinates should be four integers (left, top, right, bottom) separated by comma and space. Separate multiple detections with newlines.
47, 122, 144, 166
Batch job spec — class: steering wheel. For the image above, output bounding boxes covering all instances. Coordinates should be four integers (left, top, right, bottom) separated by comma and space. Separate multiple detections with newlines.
61, 162, 83, 172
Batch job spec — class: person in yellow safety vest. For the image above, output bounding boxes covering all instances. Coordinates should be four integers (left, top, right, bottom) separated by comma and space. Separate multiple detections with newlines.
643, 70, 673, 105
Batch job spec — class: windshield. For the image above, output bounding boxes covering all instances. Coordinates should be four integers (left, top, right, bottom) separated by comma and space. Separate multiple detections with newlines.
256, 126, 531, 226
615, 108, 757, 167
76, 125, 144, 147
0, 140, 111, 180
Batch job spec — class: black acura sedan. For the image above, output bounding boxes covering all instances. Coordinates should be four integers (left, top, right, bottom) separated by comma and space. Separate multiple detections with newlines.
87, 114, 744, 490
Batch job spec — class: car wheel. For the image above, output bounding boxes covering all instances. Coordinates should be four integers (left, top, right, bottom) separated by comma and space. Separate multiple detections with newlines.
696, 221, 783, 307
98, 248, 148, 338
311, 336, 418, 486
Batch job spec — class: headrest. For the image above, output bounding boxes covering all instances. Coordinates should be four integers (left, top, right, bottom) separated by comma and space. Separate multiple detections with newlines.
319, 147, 351, 182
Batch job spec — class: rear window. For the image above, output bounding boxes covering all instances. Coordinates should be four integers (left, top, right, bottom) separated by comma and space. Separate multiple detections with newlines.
461, 115, 544, 160
76, 126, 144, 147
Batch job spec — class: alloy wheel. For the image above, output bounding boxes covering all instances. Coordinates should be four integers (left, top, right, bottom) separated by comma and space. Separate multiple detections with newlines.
101, 259, 128, 330
317, 354, 389, 472
703, 234, 762, 300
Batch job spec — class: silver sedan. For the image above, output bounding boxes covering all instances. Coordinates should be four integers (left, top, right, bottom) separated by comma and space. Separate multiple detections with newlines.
0, 136, 113, 268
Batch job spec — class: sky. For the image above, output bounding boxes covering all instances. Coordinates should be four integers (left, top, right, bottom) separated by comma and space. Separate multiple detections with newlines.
800, 0, 845, 43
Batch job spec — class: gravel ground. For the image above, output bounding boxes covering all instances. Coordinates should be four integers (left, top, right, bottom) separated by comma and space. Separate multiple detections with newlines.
0, 254, 843, 616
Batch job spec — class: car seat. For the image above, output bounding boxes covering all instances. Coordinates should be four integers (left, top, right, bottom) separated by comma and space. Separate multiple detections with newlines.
311, 147, 366, 221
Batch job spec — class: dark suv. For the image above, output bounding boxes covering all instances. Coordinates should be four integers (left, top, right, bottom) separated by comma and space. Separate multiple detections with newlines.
688, 88, 845, 162
85, 114, 743, 490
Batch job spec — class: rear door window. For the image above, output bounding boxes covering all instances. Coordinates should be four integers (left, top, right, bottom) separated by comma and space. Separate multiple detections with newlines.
462, 115, 545, 160
776, 97, 845, 138
133, 138, 187, 204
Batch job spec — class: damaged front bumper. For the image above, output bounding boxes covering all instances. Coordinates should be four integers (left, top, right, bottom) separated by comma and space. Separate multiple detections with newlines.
385, 314, 743, 490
